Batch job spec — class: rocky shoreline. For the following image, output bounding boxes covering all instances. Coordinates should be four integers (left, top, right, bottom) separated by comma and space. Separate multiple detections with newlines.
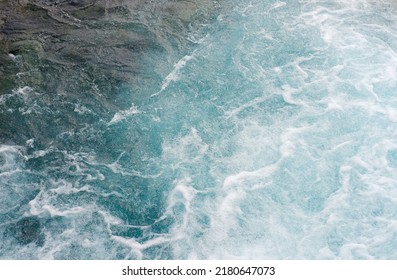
0, 0, 221, 96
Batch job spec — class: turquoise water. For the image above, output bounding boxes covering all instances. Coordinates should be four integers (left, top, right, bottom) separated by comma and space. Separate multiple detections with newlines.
1, 0, 397, 259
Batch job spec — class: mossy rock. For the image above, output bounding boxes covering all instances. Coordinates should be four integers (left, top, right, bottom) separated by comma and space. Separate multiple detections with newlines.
9, 39, 43, 55
71, 5, 106, 20
0, 76, 15, 94
0, 15, 6, 27
0, 52, 17, 94
0, 80, 13, 94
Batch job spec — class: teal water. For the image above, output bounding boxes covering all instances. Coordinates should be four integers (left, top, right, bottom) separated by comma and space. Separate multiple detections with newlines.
1, 0, 397, 259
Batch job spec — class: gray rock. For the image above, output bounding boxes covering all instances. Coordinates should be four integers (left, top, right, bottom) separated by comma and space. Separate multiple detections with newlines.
0, 0, 222, 98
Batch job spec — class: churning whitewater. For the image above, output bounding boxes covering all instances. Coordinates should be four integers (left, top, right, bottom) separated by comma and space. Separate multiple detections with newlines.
1, 0, 397, 259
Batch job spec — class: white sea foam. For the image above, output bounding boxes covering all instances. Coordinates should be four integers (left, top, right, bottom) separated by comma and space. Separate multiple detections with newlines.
166, 178, 203, 237
151, 53, 195, 97
3, 0, 397, 260
8, 53, 17, 60
74, 104, 92, 115
51, 182, 92, 195
162, 127, 209, 168
150, 0, 397, 259
269, 1, 286, 11
109, 104, 140, 125
280, 126, 312, 158
0, 144, 25, 172
116, 235, 171, 259
0, 86, 35, 105
28, 191, 87, 217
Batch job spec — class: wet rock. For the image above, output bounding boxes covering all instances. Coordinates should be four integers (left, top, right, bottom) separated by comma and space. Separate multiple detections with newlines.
0, 50, 18, 94
9, 39, 44, 55
166, 1, 197, 22
70, 5, 106, 20
0, 0, 223, 98
0, 15, 6, 28
0, 76, 15, 93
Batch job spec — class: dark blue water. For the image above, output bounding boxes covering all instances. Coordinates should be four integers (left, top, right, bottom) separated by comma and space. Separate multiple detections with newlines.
1, 0, 397, 259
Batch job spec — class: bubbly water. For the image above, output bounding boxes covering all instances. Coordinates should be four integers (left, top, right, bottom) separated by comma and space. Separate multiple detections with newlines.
1, 0, 397, 259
